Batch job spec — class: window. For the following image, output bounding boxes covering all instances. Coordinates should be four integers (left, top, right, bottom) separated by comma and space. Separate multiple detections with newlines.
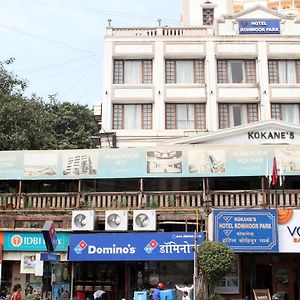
113, 104, 152, 129
165, 104, 206, 129
165, 60, 205, 84
219, 103, 259, 129
268, 60, 300, 84
203, 8, 214, 25
215, 255, 239, 294
217, 60, 256, 83
271, 103, 300, 124
113, 60, 152, 84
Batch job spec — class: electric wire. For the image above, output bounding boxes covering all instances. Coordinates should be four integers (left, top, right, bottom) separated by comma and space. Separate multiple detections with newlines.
16, 53, 101, 75
14, 0, 181, 26
0, 24, 96, 55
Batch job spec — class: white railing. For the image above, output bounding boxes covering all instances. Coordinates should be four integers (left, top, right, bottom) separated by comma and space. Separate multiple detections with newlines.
110, 27, 210, 37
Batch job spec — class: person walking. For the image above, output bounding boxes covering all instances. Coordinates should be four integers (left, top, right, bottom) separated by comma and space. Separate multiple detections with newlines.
152, 282, 164, 300
11, 285, 22, 300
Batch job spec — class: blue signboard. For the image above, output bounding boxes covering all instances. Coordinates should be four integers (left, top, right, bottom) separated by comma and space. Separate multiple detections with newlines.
239, 20, 280, 34
4, 232, 70, 251
69, 232, 204, 261
213, 209, 278, 252
40, 252, 60, 262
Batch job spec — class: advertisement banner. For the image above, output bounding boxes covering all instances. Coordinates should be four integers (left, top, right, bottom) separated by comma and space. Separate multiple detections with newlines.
213, 209, 278, 252
20, 252, 37, 274
0, 145, 300, 179
278, 209, 300, 252
69, 232, 204, 261
4, 232, 69, 252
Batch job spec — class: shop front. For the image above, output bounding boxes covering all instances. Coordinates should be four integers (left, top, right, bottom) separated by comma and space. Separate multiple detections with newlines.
69, 232, 204, 300
2, 231, 70, 299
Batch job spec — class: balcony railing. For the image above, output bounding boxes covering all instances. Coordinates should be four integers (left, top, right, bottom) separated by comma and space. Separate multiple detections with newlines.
109, 27, 211, 37
0, 189, 299, 210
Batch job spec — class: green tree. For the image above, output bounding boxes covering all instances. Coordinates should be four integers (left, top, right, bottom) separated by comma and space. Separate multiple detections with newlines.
45, 97, 98, 149
0, 94, 51, 150
197, 241, 235, 300
0, 59, 98, 150
0, 58, 27, 95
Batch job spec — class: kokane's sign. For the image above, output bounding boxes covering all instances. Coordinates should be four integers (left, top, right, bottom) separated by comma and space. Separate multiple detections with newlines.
248, 131, 295, 140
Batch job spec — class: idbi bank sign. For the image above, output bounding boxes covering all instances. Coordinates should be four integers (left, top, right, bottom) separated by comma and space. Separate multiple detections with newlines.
278, 209, 300, 252
239, 20, 280, 34
4, 232, 69, 251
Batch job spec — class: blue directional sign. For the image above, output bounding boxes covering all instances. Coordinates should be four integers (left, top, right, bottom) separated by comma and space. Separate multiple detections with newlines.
69, 232, 204, 261
213, 209, 278, 252
40, 252, 60, 263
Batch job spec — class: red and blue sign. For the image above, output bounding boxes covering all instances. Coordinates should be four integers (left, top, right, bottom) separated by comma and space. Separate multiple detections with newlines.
238, 19, 280, 34
213, 209, 278, 252
42, 221, 58, 252
69, 232, 204, 261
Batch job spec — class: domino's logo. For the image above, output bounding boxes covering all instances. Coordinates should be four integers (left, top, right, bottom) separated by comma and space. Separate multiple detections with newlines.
74, 240, 88, 254
144, 239, 158, 254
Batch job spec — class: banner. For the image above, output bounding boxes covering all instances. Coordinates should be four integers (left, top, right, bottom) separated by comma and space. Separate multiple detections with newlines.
69, 232, 204, 261
0, 145, 300, 179
278, 209, 300, 252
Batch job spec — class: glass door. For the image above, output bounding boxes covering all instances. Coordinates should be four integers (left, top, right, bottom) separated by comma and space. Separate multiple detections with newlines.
272, 264, 291, 300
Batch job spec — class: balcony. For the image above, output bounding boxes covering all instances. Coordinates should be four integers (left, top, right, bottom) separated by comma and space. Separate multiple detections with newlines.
1, 189, 298, 211
108, 27, 212, 38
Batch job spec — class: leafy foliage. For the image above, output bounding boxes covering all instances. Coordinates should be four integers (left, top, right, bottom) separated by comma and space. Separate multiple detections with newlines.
0, 58, 28, 95
0, 59, 98, 150
198, 240, 235, 284
45, 97, 98, 149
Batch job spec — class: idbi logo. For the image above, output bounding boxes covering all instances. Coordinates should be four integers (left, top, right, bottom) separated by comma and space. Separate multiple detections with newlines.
11, 235, 23, 247
74, 240, 88, 254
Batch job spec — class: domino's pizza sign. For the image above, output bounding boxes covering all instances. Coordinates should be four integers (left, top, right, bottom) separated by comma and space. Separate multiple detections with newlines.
69, 232, 204, 261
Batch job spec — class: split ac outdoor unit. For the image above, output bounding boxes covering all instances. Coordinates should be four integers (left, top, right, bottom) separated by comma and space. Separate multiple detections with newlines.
72, 210, 95, 231
133, 210, 156, 231
105, 210, 128, 231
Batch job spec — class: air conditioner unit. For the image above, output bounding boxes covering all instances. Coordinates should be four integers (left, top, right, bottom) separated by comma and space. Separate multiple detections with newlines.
72, 210, 95, 231
133, 210, 156, 231
105, 210, 128, 231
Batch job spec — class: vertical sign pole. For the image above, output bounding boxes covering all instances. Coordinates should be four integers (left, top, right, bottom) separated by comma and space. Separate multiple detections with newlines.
0, 245, 2, 289
70, 262, 74, 299
193, 231, 198, 300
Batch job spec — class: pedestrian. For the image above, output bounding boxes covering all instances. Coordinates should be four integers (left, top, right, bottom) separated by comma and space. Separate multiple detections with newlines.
182, 291, 191, 300
11, 285, 22, 300
0, 287, 7, 299
152, 282, 164, 300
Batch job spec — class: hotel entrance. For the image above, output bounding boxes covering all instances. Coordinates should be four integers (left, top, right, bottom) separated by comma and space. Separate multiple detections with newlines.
242, 254, 300, 300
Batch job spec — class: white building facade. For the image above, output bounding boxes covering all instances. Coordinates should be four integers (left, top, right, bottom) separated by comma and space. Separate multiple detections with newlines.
95, 0, 300, 148
90, 2, 300, 299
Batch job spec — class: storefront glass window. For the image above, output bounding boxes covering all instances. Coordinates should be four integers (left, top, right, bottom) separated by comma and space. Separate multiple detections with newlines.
215, 255, 239, 294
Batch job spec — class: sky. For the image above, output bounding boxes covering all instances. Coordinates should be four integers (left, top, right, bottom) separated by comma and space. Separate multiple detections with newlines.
0, 0, 182, 108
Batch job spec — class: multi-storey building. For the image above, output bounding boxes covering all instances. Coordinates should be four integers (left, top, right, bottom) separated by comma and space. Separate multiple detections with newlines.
96, 0, 300, 148
2, 1, 300, 300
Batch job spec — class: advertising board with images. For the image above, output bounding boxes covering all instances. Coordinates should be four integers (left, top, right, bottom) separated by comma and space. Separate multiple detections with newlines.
0, 145, 300, 179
